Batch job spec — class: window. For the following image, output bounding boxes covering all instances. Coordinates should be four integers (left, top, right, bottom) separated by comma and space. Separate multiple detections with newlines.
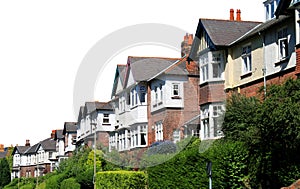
212, 105, 223, 137
213, 105, 222, 117
242, 45, 252, 74
155, 121, 163, 141
212, 53, 222, 78
130, 125, 147, 148
172, 83, 179, 96
173, 129, 180, 143
103, 114, 109, 124
159, 84, 163, 102
203, 119, 210, 138
278, 28, 288, 60
200, 54, 209, 81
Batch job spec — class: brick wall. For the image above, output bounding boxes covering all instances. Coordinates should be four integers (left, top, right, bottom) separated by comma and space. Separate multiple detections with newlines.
147, 74, 199, 146
295, 44, 300, 75
238, 67, 297, 98
199, 82, 225, 105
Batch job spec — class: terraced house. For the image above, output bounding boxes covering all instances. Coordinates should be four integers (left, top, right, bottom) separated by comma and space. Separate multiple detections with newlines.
189, 0, 300, 140
108, 46, 200, 152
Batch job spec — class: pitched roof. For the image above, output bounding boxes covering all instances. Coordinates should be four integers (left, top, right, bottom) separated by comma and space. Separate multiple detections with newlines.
54, 129, 64, 140
40, 138, 56, 151
63, 122, 77, 134
25, 143, 40, 154
12, 146, 30, 155
127, 56, 182, 82
199, 19, 261, 46
230, 15, 292, 44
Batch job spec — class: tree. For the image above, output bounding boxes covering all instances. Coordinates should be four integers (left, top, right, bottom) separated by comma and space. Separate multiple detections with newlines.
222, 78, 300, 188
0, 158, 11, 188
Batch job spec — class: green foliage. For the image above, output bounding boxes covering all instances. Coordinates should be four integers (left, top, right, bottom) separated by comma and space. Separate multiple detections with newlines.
45, 174, 66, 189
146, 138, 206, 189
19, 183, 35, 189
60, 178, 80, 189
146, 140, 177, 156
0, 158, 11, 189
96, 171, 147, 189
222, 78, 300, 188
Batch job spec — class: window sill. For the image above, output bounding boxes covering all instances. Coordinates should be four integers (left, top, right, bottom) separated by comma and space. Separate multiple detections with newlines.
274, 56, 289, 66
171, 96, 182, 99
240, 72, 252, 79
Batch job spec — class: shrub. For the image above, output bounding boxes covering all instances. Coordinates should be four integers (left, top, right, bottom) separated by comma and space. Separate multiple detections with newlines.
60, 178, 80, 189
45, 174, 66, 189
146, 140, 177, 156
96, 171, 147, 189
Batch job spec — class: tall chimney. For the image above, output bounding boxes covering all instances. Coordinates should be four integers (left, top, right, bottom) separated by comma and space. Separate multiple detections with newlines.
0, 144, 4, 152
181, 33, 193, 57
25, 139, 30, 146
51, 130, 56, 139
230, 9, 234, 21
236, 9, 241, 21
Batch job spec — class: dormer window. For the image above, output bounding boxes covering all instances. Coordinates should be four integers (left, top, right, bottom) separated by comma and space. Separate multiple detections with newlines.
264, 0, 280, 21
172, 83, 180, 97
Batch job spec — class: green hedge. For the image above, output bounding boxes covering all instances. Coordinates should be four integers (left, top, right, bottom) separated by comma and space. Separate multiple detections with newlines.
96, 171, 147, 189
60, 178, 80, 189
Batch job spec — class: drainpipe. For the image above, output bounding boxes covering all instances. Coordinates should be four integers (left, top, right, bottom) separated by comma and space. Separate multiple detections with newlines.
259, 32, 267, 98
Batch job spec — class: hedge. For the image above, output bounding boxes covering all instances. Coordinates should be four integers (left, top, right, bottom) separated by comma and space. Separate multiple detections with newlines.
60, 178, 80, 189
96, 171, 147, 189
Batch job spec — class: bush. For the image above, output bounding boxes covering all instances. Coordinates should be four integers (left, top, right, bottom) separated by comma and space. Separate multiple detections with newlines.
96, 171, 147, 189
60, 178, 80, 189
147, 140, 177, 156
45, 174, 66, 189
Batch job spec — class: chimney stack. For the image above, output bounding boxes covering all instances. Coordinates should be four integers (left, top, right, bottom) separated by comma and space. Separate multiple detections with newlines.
25, 139, 30, 147
51, 130, 56, 139
230, 9, 234, 21
181, 33, 193, 57
236, 9, 241, 21
0, 144, 4, 152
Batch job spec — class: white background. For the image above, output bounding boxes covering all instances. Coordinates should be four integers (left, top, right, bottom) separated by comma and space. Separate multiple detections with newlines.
0, 0, 264, 147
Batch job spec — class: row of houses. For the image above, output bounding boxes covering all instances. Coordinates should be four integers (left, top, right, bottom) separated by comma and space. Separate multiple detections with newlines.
7, 0, 300, 179
10, 123, 77, 179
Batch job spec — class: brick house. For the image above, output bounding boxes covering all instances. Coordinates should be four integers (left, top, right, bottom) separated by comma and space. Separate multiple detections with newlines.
62, 122, 77, 157
108, 44, 200, 152
11, 132, 57, 179
76, 101, 115, 149
189, 10, 261, 140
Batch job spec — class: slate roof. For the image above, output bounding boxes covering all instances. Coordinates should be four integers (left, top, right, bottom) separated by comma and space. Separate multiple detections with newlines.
54, 129, 64, 140
40, 138, 56, 151
199, 19, 261, 46
63, 122, 77, 134
231, 15, 292, 44
127, 56, 182, 82
25, 143, 40, 154
12, 146, 30, 155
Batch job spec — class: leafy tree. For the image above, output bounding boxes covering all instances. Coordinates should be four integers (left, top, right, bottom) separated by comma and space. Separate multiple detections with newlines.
222, 78, 300, 188
0, 158, 11, 188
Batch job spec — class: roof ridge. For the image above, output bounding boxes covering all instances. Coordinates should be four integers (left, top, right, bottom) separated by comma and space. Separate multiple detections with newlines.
200, 18, 262, 23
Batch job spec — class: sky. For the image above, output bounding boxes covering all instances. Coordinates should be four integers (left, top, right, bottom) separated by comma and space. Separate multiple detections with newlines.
0, 0, 265, 147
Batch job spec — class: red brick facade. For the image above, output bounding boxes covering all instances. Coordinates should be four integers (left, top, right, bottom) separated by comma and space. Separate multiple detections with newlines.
147, 61, 199, 146
199, 82, 225, 105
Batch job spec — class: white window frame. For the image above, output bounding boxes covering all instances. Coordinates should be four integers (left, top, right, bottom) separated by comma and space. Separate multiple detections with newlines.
212, 52, 222, 79
172, 83, 180, 97
241, 45, 252, 75
200, 54, 209, 82
103, 113, 109, 124
155, 121, 163, 141
278, 27, 288, 60
173, 129, 180, 143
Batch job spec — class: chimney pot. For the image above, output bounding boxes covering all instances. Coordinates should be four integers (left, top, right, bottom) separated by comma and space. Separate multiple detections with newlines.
0, 144, 4, 152
25, 139, 30, 146
230, 9, 234, 21
236, 9, 241, 21
51, 130, 56, 139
